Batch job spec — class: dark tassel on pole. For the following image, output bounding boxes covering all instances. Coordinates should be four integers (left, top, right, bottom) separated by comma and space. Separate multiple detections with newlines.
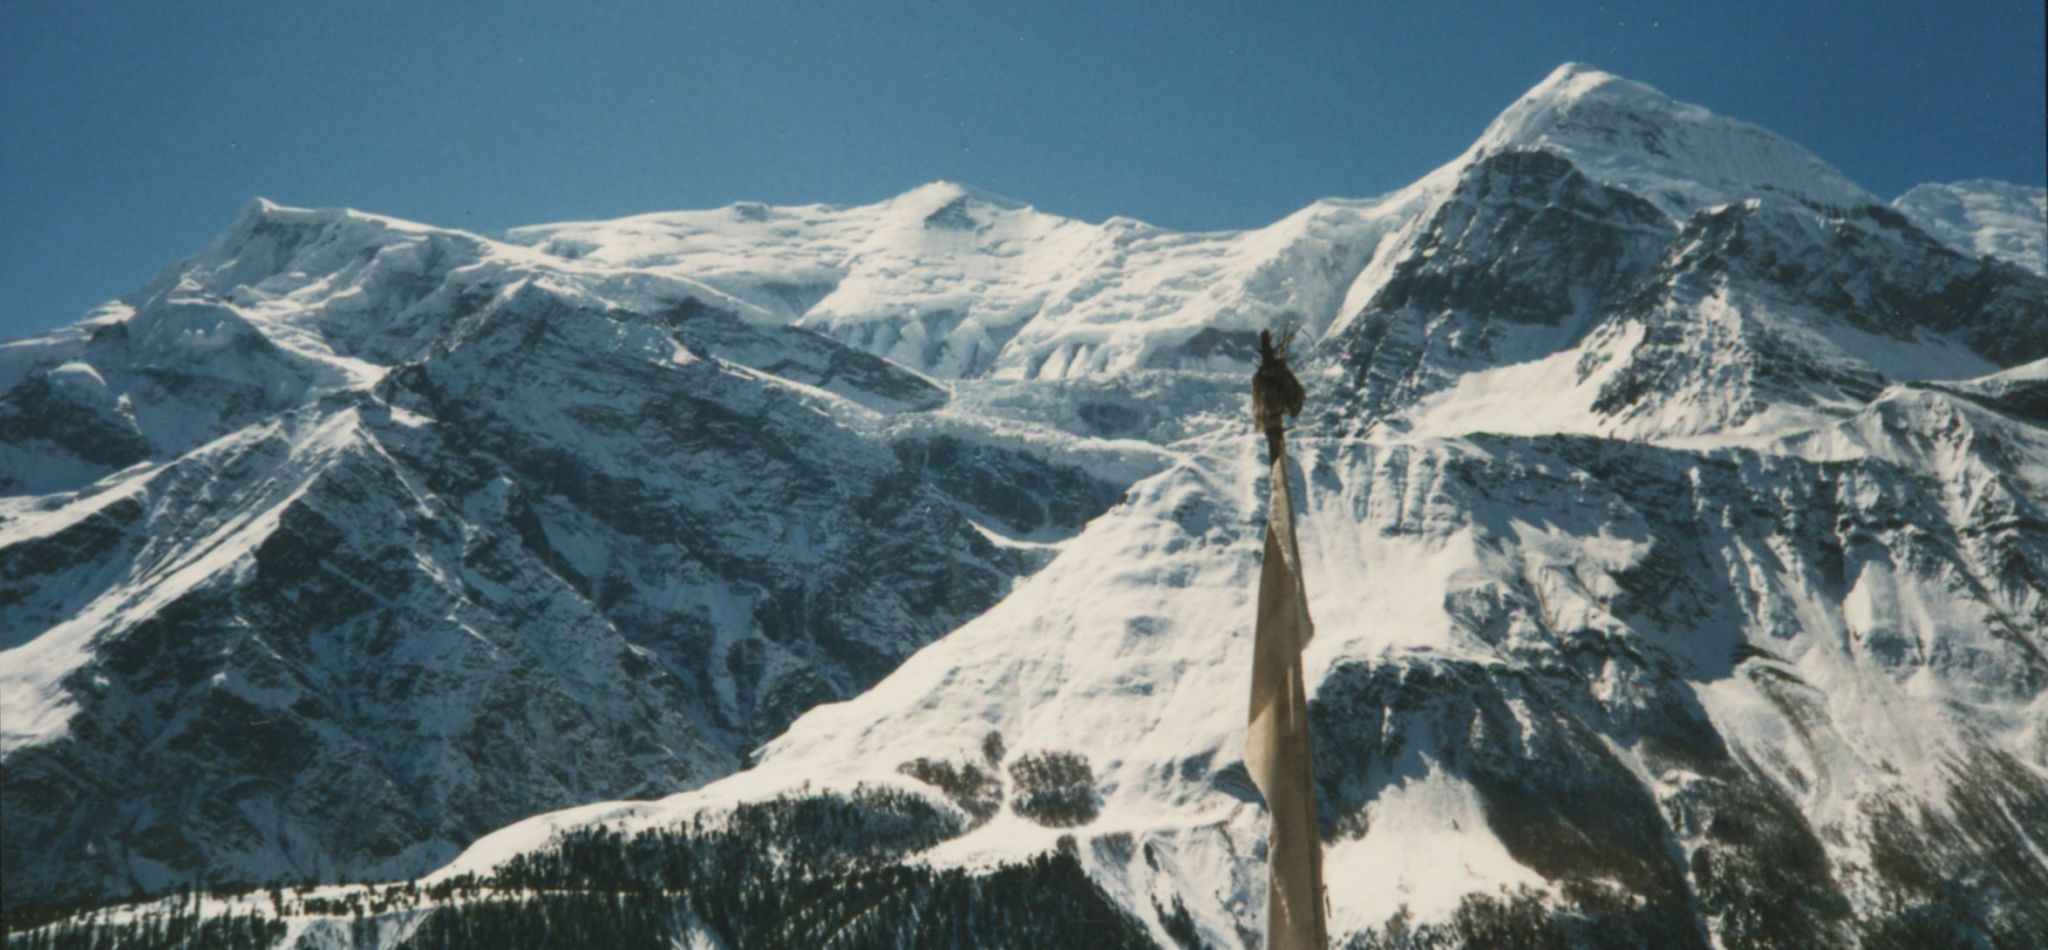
1252, 326, 1307, 461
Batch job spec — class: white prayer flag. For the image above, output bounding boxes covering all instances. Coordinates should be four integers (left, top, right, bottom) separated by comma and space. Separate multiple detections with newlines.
1245, 449, 1327, 949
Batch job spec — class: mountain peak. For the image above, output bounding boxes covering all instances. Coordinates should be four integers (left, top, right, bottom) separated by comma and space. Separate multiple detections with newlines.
224, 197, 444, 236
1521, 62, 1647, 104
1485, 63, 1694, 141
1471, 63, 1875, 220
892, 180, 1031, 215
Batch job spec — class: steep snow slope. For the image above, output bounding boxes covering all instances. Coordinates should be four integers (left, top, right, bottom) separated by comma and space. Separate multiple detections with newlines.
6, 63, 2046, 948
1894, 179, 2048, 277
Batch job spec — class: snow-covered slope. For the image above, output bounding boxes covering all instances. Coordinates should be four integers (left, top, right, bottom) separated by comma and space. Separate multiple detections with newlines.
1473, 64, 1878, 222
1321, 65, 2044, 445
421, 372, 2046, 946
1893, 179, 2048, 277
6, 64, 2046, 947
507, 181, 1428, 381
1, 205, 1122, 904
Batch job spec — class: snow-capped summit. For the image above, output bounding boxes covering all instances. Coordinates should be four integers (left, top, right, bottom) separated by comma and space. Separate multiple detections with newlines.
1312, 63, 2045, 446
1473, 63, 1878, 220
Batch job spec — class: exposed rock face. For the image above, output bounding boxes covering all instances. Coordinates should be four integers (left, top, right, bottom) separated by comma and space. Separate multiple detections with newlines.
5, 63, 2046, 948
1326, 148, 1677, 425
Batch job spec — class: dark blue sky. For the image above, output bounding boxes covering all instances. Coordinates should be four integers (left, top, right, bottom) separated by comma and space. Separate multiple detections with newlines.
4, 0, 2043, 340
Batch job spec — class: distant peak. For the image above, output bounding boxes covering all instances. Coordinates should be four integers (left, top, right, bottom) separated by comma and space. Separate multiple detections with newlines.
227, 197, 354, 234
1488, 63, 1692, 140
1525, 62, 1631, 100
215, 199, 333, 260
1892, 180, 2048, 275
224, 197, 447, 239
233, 196, 309, 225
1896, 179, 2047, 202
1467, 62, 1874, 220
897, 181, 1028, 212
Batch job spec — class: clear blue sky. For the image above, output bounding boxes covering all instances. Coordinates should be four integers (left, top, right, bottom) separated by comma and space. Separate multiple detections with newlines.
4, 0, 2043, 340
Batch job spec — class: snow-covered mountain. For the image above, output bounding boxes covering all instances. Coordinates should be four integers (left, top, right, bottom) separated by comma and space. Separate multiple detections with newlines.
5, 63, 2045, 947
0, 201, 1122, 903
1893, 179, 2048, 277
